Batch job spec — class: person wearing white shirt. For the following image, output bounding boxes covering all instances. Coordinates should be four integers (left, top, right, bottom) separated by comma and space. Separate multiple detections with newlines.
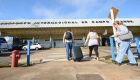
84, 29, 100, 60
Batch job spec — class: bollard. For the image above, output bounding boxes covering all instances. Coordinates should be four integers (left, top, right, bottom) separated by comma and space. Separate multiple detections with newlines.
109, 37, 115, 61
135, 37, 140, 59
10, 50, 20, 68
27, 40, 30, 66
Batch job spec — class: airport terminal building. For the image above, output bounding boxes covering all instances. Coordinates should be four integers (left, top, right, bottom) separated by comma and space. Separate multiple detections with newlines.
0, 18, 140, 47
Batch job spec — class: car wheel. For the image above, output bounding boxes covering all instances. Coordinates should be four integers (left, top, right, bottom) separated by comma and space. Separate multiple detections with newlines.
23, 47, 27, 50
35, 47, 39, 50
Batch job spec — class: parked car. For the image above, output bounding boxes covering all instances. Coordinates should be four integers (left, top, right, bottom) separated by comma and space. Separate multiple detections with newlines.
0, 37, 8, 53
130, 41, 140, 48
22, 43, 42, 50
4, 37, 23, 50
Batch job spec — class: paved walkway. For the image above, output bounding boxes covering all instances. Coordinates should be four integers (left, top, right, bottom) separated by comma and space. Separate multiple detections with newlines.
19, 47, 108, 63
0, 47, 140, 80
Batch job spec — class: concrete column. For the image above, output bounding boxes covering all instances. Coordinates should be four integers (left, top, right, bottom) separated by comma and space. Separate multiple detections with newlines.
32, 37, 35, 44
99, 36, 102, 46
82, 36, 86, 43
37, 39, 40, 43
49, 36, 53, 48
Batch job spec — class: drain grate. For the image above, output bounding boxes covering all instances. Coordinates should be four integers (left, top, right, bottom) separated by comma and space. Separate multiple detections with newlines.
76, 74, 104, 80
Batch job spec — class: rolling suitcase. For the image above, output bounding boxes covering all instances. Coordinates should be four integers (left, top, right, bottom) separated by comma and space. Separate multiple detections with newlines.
72, 46, 83, 62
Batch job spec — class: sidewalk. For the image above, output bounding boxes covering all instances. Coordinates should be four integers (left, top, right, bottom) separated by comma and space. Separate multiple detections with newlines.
0, 47, 140, 80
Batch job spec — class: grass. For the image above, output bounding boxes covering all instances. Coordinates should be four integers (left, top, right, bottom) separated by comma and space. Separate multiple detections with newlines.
101, 58, 140, 64
101, 59, 112, 64
0, 63, 11, 67
0, 62, 33, 67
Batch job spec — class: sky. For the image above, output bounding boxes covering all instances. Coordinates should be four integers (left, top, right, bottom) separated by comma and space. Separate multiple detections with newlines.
0, 0, 140, 20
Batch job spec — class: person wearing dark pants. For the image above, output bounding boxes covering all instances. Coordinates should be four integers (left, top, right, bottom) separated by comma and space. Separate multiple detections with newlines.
89, 45, 99, 58
63, 29, 74, 61
84, 29, 100, 60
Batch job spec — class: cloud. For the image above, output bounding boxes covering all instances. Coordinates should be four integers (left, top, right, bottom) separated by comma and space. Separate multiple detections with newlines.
59, 0, 98, 9
32, 0, 128, 19
33, 6, 59, 19
59, 0, 99, 18
33, 0, 99, 19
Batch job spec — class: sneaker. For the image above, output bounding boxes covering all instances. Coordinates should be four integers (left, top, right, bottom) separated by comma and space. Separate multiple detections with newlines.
68, 57, 72, 61
67, 58, 70, 61
114, 61, 122, 66
127, 63, 138, 66
112, 60, 116, 63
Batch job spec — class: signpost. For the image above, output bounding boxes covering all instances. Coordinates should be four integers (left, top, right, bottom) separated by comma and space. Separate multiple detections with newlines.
108, 7, 119, 20
27, 40, 31, 66
108, 7, 118, 36
135, 37, 140, 59
109, 7, 119, 61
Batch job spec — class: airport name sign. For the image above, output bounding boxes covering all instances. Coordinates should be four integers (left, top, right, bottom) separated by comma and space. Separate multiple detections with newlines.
0, 19, 138, 28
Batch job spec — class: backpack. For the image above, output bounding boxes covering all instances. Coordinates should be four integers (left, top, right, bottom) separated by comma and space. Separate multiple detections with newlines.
65, 32, 72, 40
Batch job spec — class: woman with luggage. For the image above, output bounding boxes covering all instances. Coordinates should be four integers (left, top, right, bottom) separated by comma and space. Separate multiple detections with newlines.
84, 29, 100, 60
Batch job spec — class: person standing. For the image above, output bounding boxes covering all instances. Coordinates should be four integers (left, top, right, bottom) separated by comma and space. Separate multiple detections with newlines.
63, 29, 74, 61
84, 29, 100, 60
113, 21, 138, 66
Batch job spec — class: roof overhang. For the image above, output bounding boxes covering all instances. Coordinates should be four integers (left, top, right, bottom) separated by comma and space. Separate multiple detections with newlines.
0, 18, 140, 39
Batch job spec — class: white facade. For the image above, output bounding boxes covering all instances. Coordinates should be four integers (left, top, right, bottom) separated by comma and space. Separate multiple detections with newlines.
0, 18, 140, 28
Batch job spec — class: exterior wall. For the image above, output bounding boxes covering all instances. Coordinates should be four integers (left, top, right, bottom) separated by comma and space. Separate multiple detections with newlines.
33, 38, 85, 48
0, 18, 140, 28
0, 18, 140, 48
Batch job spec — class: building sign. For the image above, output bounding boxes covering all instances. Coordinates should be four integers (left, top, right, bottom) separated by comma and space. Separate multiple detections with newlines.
0, 19, 138, 28
0, 20, 110, 25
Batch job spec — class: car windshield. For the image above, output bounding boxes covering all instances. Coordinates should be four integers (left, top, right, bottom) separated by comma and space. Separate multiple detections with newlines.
32, 43, 38, 45
0, 38, 7, 43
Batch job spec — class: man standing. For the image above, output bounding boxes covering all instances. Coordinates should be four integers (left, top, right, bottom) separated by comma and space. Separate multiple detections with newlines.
63, 29, 74, 61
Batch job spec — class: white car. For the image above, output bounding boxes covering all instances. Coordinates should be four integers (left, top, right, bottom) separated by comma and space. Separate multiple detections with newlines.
130, 41, 140, 48
22, 43, 42, 50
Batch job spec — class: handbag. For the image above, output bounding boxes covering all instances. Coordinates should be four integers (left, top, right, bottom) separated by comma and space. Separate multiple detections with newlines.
118, 31, 133, 41
97, 37, 100, 43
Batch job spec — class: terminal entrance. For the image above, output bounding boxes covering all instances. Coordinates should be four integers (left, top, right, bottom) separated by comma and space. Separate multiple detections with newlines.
101, 37, 110, 46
